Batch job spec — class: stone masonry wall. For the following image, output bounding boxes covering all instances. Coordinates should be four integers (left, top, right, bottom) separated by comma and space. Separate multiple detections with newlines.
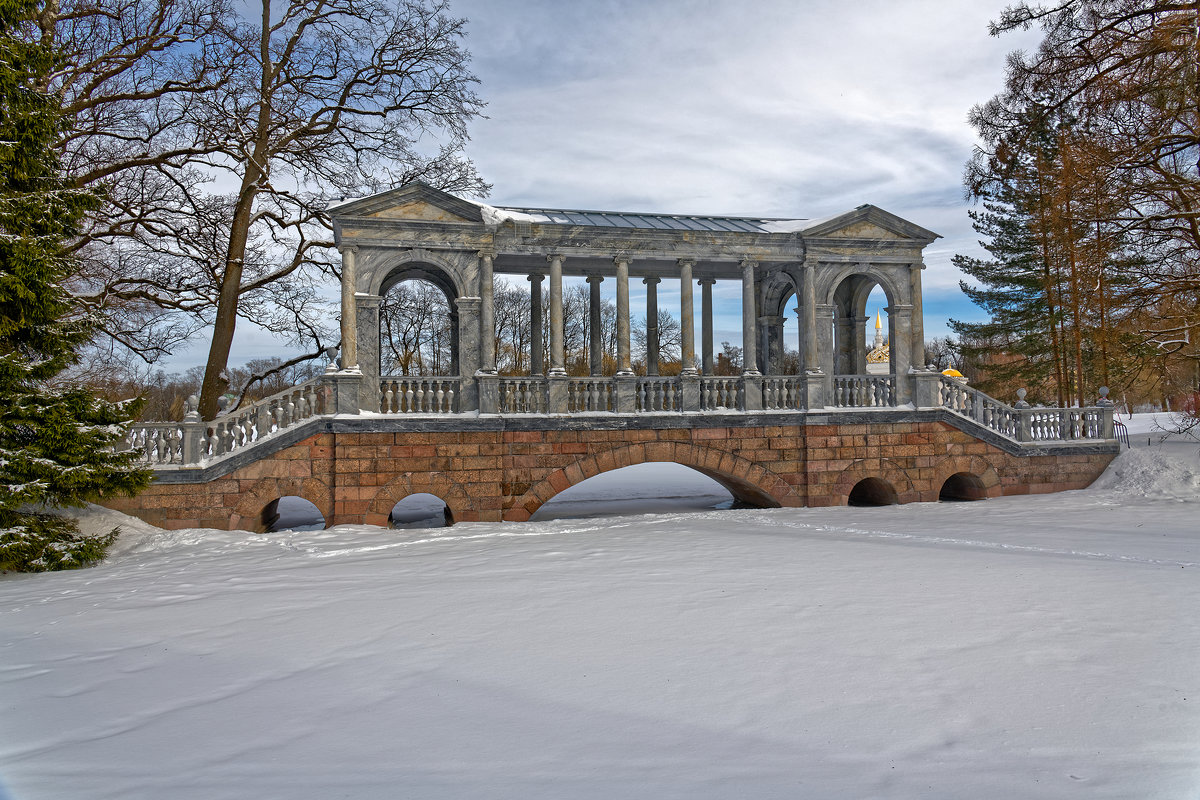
102, 415, 1118, 532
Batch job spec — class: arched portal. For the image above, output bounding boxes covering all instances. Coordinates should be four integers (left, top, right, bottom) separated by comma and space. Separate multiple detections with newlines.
379, 272, 459, 377
831, 273, 895, 376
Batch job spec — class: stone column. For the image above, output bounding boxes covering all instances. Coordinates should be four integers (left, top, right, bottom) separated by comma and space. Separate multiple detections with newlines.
547, 254, 566, 375
678, 259, 696, 375
354, 294, 382, 412
816, 304, 836, 377
644, 276, 661, 376
529, 273, 544, 375
455, 296, 481, 411
700, 277, 715, 375
802, 262, 820, 373
477, 250, 496, 373
909, 261, 926, 368
853, 315, 869, 374
615, 255, 633, 375
761, 315, 784, 375
741, 258, 760, 376
586, 275, 603, 375
339, 245, 359, 371
890, 303, 914, 403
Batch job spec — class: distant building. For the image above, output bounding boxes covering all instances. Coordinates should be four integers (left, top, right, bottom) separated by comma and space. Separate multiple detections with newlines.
866, 310, 890, 375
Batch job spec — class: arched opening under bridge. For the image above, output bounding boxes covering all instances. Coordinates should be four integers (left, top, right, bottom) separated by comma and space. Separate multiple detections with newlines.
847, 477, 898, 507
262, 496, 326, 531
939, 472, 988, 502
389, 493, 453, 528
530, 462, 750, 522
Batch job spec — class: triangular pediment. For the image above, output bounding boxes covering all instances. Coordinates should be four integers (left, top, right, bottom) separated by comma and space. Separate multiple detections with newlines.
800, 204, 939, 243
327, 182, 484, 224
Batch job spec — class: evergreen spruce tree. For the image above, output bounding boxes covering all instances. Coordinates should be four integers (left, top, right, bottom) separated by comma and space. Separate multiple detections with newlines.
0, 0, 150, 571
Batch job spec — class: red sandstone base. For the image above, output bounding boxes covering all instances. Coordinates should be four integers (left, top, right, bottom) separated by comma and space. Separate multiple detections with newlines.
102, 420, 1117, 532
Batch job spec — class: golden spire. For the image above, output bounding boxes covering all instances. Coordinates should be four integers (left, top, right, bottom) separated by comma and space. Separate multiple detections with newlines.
875, 310, 882, 330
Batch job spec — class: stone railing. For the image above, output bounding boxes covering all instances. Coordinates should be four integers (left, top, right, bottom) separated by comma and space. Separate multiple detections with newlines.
833, 375, 895, 408
499, 377, 548, 413
933, 375, 1112, 442
763, 376, 804, 411
204, 379, 327, 458
122, 377, 330, 467
637, 377, 681, 412
567, 377, 613, 412
700, 377, 742, 410
123, 371, 1117, 469
380, 377, 459, 414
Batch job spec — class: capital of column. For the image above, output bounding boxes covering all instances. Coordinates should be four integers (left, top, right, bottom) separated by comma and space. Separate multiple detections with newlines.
527, 272, 544, 283
547, 253, 564, 265
477, 249, 495, 261
585, 274, 604, 285
338, 244, 359, 255
740, 257, 758, 269
613, 255, 631, 267
697, 276, 717, 286
642, 276, 661, 286
677, 257, 696, 268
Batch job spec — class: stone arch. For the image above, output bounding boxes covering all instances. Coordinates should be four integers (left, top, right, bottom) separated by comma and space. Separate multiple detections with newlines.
376, 253, 466, 377
930, 455, 1001, 502
365, 471, 473, 527
817, 263, 906, 309
758, 271, 802, 375
831, 458, 918, 506
504, 441, 796, 521
370, 248, 468, 301
232, 476, 333, 533
823, 267, 904, 376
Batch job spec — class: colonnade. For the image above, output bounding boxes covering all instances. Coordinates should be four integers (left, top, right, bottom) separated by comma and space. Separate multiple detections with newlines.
471, 253, 829, 379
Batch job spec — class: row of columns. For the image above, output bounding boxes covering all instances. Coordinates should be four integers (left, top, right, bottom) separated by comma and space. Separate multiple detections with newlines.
477, 254, 810, 378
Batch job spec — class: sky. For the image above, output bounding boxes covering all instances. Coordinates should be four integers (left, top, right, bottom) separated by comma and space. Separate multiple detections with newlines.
204, 0, 1045, 373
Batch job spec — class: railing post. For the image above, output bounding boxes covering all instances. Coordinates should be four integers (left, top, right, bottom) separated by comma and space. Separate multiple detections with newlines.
909, 370, 940, 408
1017, 408, 1032, 441
548, 374, 569, 414
614, 374, 637, 413
324, 371, 362, 414
803, 371, 828, 410
680, 373, 700, 412
180, 395, 204, 464
477, 373, 499, 414
742, 374, 762, 411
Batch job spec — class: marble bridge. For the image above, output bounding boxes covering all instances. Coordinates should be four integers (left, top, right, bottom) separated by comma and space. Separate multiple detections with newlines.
106, 185, 1119, 530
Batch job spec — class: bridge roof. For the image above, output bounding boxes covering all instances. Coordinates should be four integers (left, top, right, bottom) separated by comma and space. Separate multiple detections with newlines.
488, 206, 807, 234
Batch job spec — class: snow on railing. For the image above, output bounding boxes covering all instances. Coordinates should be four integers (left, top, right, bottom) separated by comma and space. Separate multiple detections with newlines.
567, 377, 613, 412
833, 375, 895, 408
380, 377, 458, 414
700, 377, 741, 410
499, 377, 547, 413
637, 377, 681, 412
763, 376, 803, 410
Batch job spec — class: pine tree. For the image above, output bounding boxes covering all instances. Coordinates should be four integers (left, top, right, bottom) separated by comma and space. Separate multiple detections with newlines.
0, 0, 150, 571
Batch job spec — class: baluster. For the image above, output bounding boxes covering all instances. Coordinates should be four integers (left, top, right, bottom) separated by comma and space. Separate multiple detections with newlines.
383, 382, 395, 413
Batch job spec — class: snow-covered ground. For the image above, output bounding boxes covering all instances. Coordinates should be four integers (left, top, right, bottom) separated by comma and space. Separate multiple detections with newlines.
2, 414, 1199, 799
